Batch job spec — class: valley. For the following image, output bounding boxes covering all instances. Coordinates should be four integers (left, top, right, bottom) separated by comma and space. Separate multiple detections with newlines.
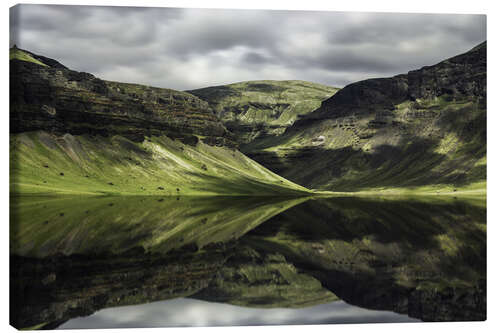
10, 42, 486, 196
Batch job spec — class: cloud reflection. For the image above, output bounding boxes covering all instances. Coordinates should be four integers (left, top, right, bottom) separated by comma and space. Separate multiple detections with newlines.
58, 298, 419, 329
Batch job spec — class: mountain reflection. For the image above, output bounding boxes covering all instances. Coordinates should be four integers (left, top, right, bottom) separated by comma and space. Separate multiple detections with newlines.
10, 195, 486, 329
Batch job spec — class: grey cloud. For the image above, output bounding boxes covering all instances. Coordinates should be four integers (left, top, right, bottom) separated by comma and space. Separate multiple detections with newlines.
159, 9, 281, 57
241, 52, 273, 65
291, 48, 406, 73
326, 13, 485, 45
10, 5, 486, 91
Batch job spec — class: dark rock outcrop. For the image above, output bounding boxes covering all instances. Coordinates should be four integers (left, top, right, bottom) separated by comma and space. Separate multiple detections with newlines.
310, 76, 409, 120
294, 41, 486, 126
407, 41, 486, 100
10, 48, 236, 146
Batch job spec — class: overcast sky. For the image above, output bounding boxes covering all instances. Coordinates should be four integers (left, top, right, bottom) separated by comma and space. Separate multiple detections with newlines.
10, 5, 486, 90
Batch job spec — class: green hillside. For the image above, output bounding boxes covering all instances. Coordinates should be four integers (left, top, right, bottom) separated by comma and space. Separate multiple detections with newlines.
10, 131, 308, 196
246, 96, 486, 193
189, 80, 339, 144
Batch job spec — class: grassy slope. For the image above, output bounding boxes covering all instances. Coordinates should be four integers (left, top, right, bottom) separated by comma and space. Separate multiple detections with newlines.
9, 48, 48, 67
189, 80, 339, 131
246, 96, 486, 194
10, 131, 309, 196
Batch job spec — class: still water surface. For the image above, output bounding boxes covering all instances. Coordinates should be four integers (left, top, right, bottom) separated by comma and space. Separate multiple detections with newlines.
59, 298, 418, 329
10, 195, 486, 329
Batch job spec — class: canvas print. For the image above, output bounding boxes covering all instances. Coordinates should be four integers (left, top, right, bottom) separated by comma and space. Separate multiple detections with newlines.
9, 4, 486, 329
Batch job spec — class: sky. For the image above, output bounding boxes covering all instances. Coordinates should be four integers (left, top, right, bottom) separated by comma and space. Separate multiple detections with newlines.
10, 5, 486, 91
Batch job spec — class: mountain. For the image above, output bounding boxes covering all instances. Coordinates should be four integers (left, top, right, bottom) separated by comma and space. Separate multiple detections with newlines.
9, 48, 308, 196
188, 80, 339, 145
245, 42, 486, 192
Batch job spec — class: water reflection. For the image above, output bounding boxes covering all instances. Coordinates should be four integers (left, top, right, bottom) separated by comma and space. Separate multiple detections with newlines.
59, 298, 418, 329
10, 195, 486, 329
10, 195, 307, 257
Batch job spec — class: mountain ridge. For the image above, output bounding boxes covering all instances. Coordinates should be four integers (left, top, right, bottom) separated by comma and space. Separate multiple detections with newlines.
10, 47, 235, 147
294, 41, 486, 126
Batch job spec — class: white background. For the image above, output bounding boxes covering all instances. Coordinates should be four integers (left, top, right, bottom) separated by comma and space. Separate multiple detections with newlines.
1, 0, 498, 332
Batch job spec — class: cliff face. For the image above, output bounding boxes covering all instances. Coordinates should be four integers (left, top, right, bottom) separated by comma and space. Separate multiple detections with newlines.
407, 41, 486, 100
10, 48, 235, 146
247, 42, 486, 191
188, 80, 338, 145
307, 76, 409, 121
305, 41, 486, 123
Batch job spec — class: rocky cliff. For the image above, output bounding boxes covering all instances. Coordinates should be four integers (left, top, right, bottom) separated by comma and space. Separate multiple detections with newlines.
247, 42, 486, 192
302, 41, 485, 123
10, 48, 235, 146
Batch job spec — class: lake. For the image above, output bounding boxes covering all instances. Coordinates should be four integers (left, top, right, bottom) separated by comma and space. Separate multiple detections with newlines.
10, 195, 486, 329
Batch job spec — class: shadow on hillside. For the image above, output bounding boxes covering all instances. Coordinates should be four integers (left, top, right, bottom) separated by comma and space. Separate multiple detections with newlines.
250, 133, 485, 191
245, 104, 486, 192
